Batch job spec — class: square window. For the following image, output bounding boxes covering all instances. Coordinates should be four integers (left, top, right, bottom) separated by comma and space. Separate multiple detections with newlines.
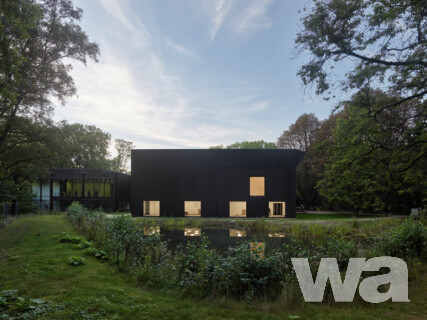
143, 201, 160, 216
250, 177, 265, 196
184, 201, 201, 217
230, 201, 246, 217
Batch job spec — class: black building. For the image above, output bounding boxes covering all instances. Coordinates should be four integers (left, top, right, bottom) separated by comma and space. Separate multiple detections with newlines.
131, 149, 304, 218
32, 168, 131, 212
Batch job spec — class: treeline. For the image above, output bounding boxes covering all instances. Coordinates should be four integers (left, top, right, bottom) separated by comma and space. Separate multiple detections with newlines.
277, 90, 426, 214
0, 116, 134, 202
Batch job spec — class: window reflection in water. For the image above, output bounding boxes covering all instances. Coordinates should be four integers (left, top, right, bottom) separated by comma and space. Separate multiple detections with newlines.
229, 229, 247, 237
144, 226, 160, 236
184, 228, 201, 236
268, 232, 286, 238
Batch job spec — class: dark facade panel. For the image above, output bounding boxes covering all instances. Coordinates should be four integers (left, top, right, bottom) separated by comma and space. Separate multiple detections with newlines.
131, 149, 304, 218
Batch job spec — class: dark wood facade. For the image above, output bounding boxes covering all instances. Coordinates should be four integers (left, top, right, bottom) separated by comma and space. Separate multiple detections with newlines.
131, 149, 304, 218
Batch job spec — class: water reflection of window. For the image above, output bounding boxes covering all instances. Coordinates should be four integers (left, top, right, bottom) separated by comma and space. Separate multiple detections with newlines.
184, 228, 201, 236
250, 242, 265, 258
184, 201, 201, 216
268, 232, 286, 238
144, 226, 160, 236
229, 229, 247, 237
143, 201, 160, 216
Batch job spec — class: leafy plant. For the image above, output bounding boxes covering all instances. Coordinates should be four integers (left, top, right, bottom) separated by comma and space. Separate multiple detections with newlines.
374, 218, 426, 260
69, 256, 86, 266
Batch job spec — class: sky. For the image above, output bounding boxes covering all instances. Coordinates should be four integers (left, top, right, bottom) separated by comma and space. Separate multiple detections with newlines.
53, 0, 341, 150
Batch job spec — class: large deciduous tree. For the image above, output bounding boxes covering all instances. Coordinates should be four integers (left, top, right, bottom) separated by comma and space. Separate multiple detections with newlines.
277, 113, 321, 208
0, 0, 99, 149
318, 90, 426, 213
112, 139, 135, 173
53, 121, 112, 169
296, 0, 426, 210
295, 0, 426, 104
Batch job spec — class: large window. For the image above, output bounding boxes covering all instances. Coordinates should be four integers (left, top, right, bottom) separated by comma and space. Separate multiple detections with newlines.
65, 180, 82, 197
94, 181, 104, 197
269, 202, 285, 217
184, 201, 201, 217
143, 201, 160, 216
230, 201, 246, 217
84, 180, 94, 197
250, 177, 265, 196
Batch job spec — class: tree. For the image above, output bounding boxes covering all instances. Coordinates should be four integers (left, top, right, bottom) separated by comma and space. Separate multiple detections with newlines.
295, 0, 427, 210
112, 139, 135, 173
53, 121, 112, 169
317, 90, 426, 213
277, 113, 321, 208
295, 0, 426, 106
0, 0, 99, 150
209, 140, 276, 149
277, 113, 320, 151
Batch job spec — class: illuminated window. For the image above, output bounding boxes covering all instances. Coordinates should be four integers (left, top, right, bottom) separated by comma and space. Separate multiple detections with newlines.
250, 177, 265, 196
230, 201, 246, 217
143, 201, 160, 216
184, 201, 201, 217
94, 181, 104, 197
104, 180, 112, 197
72, 181, 82, 197
268, 202, 285, 217
84, 180, 94, 197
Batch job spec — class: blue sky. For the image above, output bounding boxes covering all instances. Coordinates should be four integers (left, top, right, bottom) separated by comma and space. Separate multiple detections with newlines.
54, 0, 340, 149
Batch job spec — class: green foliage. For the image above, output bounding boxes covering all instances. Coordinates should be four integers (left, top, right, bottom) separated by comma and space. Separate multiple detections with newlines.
0, 0, 100, 181
374, 218, 426, 260
295, 0, 426, 101
68, 256, 86, 266
317, 91, 426, 212
209, 140, 276, 149
59, 234, 83, 244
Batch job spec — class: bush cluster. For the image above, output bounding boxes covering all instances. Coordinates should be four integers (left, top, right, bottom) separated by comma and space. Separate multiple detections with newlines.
66, 202, 406, 302
374, 218, 426, 260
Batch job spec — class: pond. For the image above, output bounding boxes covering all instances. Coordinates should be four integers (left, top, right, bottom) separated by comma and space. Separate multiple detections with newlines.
143, 226, 293, 253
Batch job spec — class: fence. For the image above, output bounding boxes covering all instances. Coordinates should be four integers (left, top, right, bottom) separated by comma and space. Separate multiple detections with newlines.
0, 200, 51, 227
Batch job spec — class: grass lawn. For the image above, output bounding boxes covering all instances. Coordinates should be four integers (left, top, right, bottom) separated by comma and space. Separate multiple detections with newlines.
295, 213, 357, 220
1, 215, 426, 319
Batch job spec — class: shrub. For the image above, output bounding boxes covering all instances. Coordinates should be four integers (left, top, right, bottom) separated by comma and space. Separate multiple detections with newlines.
374, 218, 426, 260
68, 256, 85, 266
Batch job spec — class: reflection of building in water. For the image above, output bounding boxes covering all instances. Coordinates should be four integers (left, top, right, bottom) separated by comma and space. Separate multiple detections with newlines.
250, 242, 265, 258
229, 229, 247, 237
143, 226, 160, 235
268, 232, 286, 238
184, 228, 201, 236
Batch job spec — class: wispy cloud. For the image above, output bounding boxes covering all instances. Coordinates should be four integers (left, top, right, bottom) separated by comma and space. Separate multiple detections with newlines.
209, 0, 274, 40
211, 0, 234, 40
165, 39, 200, 60
230, 0, 273, 37
96, 0, 151, 47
